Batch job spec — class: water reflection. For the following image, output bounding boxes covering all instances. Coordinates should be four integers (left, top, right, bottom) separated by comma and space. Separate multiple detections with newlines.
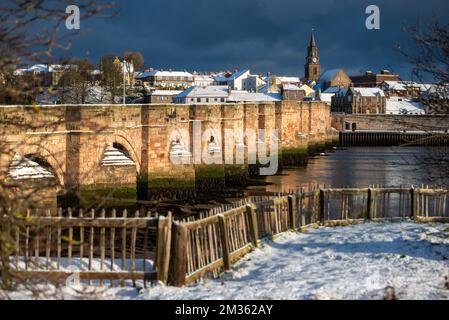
261, 147, 449, 192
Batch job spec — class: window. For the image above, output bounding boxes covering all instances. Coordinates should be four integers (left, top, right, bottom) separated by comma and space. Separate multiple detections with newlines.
215, 98, 218, 102
191, 98, 195, 102
206, 98, 209, 103
197, 98, 201, 103
220, 98, 225, 102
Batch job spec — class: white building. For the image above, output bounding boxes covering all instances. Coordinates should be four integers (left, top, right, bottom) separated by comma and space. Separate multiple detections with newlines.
173, 86, 228, 104
242, 75, 266, 92
226, 70, 251, 90
193, 74, 215, 87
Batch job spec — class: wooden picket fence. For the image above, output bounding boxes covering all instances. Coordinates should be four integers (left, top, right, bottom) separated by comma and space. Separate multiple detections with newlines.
167, 186, 449, 286
1, 209, 171, 287
1, 186, 448, 288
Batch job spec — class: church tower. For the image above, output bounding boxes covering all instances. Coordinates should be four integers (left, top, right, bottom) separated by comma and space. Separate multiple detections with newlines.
304, 30, 321, 82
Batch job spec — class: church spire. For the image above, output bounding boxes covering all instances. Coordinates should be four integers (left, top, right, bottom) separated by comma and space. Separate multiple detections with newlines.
304, 29, 321, 82
310, 29, 316, 48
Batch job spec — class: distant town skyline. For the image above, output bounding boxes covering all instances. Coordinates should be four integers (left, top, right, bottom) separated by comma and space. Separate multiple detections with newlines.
65, 0, 448, 80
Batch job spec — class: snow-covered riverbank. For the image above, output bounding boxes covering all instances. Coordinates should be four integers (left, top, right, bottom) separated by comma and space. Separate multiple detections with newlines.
5, 222, 449, 300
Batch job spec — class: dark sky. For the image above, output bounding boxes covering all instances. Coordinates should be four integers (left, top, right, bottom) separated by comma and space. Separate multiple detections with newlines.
69, 0, 449, 80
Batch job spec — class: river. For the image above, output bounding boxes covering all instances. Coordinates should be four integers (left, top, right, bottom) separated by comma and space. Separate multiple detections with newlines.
251, 146, 449, 193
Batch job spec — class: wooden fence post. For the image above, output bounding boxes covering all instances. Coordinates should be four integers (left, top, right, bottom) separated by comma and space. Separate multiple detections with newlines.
156, 212, 172, 284
299, 192, 305, 227
246, 205, 259, 247
288, 195, 296, 230
411, 188, 418, 220
218, 214, 231, 271
367, 188, 374, 220
168, 221, 187, 287
319, 189, 325, 224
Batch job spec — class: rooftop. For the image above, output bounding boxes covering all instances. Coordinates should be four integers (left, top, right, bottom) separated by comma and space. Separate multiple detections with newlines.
137, 70, 194, 79
176, 86, 229, 98
228, 91, 281, 102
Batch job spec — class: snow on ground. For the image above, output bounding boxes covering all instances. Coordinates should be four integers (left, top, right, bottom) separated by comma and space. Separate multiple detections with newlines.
4, 222, 449, 300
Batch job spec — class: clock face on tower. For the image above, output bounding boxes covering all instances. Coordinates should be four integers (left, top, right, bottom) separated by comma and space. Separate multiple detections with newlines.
312, 57, 317, 63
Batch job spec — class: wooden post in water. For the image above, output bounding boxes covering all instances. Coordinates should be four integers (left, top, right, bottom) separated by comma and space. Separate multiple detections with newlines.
246, 205, 259, 247
169, 222, 187, 287
218, 214, 231, 271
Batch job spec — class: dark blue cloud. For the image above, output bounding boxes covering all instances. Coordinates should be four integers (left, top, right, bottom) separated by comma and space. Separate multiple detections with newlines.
68, 0, 449, 80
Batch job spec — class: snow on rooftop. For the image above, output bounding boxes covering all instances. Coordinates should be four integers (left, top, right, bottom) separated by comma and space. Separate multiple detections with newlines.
320, 69, 341, 82
386, 96, 425, 115
353, 87, 385, 97
136, 70, 193, 79
277, 76, 301, 84
282, 84, 301, 91
8, 154, 55, 180
228, 91, 281, 102
150, 90, 183, 96
176, 86, 229, 98
101, 146, 135, 166
194, 75, 214, 81
322, 86, 341, 94
227, 70, 250, 81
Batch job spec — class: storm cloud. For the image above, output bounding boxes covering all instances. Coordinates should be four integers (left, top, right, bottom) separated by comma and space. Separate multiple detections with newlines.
69, 0, 449, 80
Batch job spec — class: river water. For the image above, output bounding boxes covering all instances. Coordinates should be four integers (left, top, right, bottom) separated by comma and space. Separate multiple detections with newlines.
250, 146, 449, 193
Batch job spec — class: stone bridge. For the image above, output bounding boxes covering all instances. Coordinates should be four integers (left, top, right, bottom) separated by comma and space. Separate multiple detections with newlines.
0, 101, 335, 207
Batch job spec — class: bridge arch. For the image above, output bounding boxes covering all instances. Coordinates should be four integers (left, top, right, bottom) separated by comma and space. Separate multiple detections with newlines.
10, 145, 66, 187
102, 133, 141, 174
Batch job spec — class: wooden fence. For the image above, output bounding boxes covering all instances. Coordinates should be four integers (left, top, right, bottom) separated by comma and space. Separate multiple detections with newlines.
1, 209, 171, 287
2, 187, 449, 288
168, 187, 449, 286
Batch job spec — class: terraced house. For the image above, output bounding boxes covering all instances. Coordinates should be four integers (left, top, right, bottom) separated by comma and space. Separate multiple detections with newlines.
136, 70, 194, 89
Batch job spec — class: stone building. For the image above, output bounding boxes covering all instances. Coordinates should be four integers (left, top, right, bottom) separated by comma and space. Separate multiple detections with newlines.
331, 87, 386, 114
350, 70, 400, 87
318, 69, 352, 91
146, 90, 183, 104
281, 84, 305, 101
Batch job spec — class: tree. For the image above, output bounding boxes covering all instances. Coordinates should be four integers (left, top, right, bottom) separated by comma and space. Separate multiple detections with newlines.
0, 0, 114, 297
124, 51, 144, 85
58, 59, 97, 104
100, 54, 122, 104
400, 19, 449, 114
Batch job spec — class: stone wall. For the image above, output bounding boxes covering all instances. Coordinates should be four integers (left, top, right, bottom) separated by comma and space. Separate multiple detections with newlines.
333, 114, 449, 132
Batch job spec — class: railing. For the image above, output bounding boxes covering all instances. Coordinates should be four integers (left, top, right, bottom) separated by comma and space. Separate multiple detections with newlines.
340, 131, 449, 147
1, 209, 172, 287
2, 187, 449, 288
168, 186, 449, 286
414, 188, 449, 222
